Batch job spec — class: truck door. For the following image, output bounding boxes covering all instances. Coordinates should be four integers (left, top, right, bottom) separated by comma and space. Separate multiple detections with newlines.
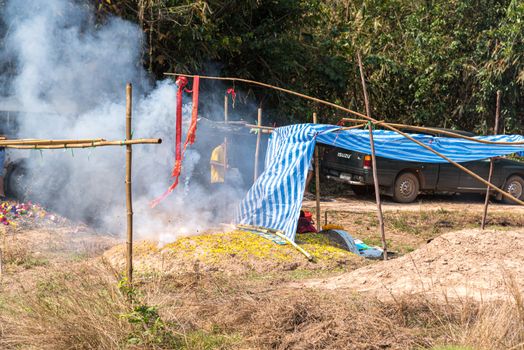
458, 158, 505, 189
436, 162, 461, 190
457, 159, 492, 190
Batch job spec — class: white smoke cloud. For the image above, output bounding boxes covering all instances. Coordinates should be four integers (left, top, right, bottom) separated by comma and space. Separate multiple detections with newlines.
0, 0, 246, 239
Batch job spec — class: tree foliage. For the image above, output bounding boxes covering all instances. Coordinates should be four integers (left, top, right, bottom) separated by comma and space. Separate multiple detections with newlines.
97, 0, 524, 132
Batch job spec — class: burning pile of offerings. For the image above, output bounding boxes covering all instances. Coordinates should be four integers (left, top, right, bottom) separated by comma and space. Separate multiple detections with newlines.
0, 200, 62, 227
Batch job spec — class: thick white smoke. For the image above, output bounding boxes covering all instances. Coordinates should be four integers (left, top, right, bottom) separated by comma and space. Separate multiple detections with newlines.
0, 0, 245, 239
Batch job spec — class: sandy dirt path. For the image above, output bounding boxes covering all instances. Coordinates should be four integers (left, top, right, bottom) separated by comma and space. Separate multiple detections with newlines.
302, 193, 524, 214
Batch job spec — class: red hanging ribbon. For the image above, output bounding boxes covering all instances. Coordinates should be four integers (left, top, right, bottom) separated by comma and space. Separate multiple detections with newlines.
226, 88, 236, 107
151, 76, 200, 208
185, 76, 199, 149
172, 76, 188, 177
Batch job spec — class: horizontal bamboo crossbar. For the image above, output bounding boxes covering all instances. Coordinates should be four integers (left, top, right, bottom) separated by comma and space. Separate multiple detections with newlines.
167, 73, 524, 146
3, 138, 161, 149
237, 224, 314, 261
338, 118, 524, 145
245, 123, 275, 132
0, 138, 106, 146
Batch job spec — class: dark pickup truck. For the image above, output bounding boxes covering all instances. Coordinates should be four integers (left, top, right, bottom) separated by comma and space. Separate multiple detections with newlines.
321, 133, 524, 204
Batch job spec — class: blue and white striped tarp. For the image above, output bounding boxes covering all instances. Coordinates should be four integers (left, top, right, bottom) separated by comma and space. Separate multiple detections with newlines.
235, 123, 524, 241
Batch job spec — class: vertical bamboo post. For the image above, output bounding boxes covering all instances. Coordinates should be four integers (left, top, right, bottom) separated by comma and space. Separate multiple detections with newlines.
494, 90, 501, 135
313, 113, 321, 232
357, 52, 387, 260
125, 83, 133, 284
254, 108, 262, 183
223, 137, 228, 181
224, 95, 229, 124
481, 90, 501, 230
224, 95, 228, 180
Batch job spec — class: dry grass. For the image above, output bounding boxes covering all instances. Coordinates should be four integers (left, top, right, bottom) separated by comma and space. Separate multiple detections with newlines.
1, 255, 523, 349
0, 261, 242, 350
448, 274, 524, 350
0, 262, 132, 349
0, 234, 49, 271
136, 269, 524, 350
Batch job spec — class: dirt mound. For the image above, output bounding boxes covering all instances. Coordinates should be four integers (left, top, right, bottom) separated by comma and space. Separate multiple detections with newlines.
301, 228, 524, 300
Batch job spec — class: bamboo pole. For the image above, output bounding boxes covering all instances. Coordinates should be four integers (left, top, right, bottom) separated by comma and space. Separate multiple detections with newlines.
3, 139, 161, 149
0, 138, 105, 146
481, 90, 501, 230
254, 108, 262, 182
125, 83, 133, 285
358, 52, 387, 261
382, 123, 524, 206
166, 72, 524, 205
166, 73, 524, 146
338, 117, 523, 144
313, 113, 321, 232
494, 90, 501, 135
236, 224, 314, 261
224, 95, 229, 124
224, 94, 228, 181
245, 123, 367, 133
223, 137, 227, 181
246, 124, 275, 131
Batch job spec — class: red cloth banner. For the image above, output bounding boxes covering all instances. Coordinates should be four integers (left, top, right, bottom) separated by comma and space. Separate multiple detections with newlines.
226, 87, 236, 107
151, 76, 200, 208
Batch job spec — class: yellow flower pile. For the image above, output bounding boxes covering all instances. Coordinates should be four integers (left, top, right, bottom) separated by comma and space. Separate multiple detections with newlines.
159, 230, 359, 265
120, 230, 363, 274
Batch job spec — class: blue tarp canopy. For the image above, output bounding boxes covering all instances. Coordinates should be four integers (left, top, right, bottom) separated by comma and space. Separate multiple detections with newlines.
235, 123, 524, 241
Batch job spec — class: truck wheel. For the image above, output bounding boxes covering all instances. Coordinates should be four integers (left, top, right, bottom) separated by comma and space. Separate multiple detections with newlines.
393, 172, 419, 203
502, 175, 524, 204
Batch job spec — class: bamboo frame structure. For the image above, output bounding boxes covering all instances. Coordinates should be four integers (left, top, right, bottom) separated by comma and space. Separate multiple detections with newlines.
246, 124, 274, 132
0, 84, 161, 284
481, 90, 501, 230
2, 139, 161, 149
224, 95, 229, 124
254, 108, 262, 182
338, 117, 524, 145
166, 71, 524, 263
313, 113, 321, 232
358, 52, 387, 260
245, 123, 367, 133
224, 93, 229, 181
125, 83, 134, 284
168, 72, 524, 205
0, 138, 105, 145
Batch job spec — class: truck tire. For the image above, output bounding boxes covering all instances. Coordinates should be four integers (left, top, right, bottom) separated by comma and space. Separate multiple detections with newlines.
502, 175, 524, 204
4, 160, 29, 201
392, 172, 419, 203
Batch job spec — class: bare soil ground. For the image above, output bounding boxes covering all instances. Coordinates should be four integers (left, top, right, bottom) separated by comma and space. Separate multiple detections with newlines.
303, 192, 524, 214
300, 228, 524, 301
